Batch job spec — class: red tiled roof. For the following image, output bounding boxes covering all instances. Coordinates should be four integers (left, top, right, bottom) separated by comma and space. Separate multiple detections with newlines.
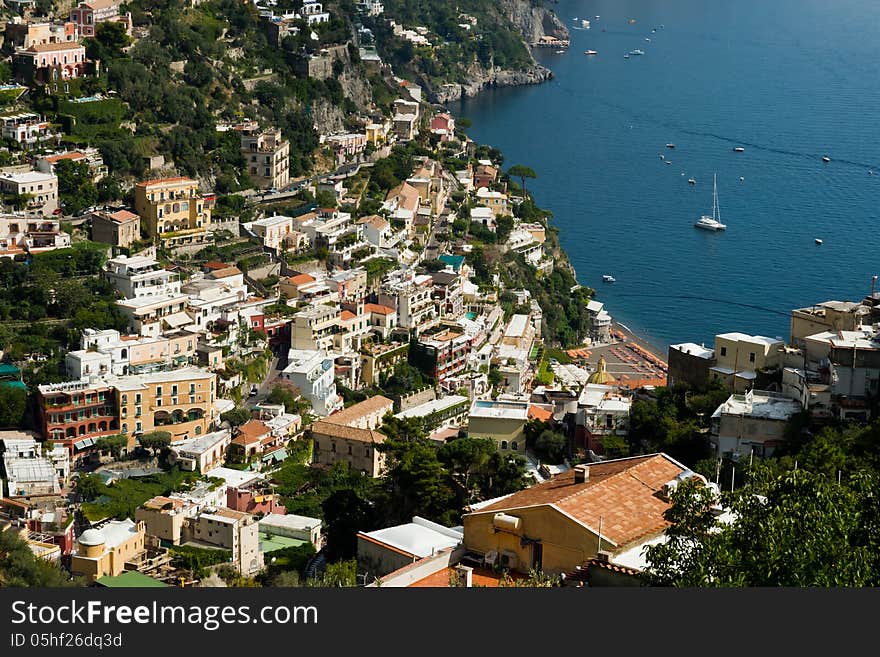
108, 210, 139, 223
287, 273, 315, 286
234, 419, 271, 445
470, 454, 687, 548
135, 176, 197, 188
408, 566, 528, 588
309, 421, 385, 444
324, 395, 394, 427
45, 152, 84, 164
528, 405, 552, 421
364, 303, 394, 315
339, 310, 356, 321
203, 261, 229, 270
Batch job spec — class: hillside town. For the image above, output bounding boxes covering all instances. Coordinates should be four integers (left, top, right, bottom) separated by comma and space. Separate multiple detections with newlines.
1, 0, 879, 590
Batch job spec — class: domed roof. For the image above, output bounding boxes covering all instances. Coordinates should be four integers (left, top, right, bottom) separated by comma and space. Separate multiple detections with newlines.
587, 356, 616, 385
78, 528, 106, 546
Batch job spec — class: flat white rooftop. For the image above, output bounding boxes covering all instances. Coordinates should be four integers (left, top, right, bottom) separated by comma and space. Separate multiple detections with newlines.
713, 390, 801, 421
395, 395, 468, 420
361, 516, 462, 558
469, 399, 529, 420
671, 342, 714, 360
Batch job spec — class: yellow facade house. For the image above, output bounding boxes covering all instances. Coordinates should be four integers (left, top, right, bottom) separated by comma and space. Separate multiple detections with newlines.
70, 519, 147, 582
134, 176, 212, 243
461, 454, 690, 575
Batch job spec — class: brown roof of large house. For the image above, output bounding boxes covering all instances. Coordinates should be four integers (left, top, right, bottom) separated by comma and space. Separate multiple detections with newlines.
202, 261, 229, 270
82, 0, 119, 10
339, 310, 356, 321
324, 395, 394, 427
142, 496, 185, 511
108, 209, 139, 223
385, 182, 420, 212
470, 454, 687, 548
309, 421, 385, 444
45, 152, 84, 163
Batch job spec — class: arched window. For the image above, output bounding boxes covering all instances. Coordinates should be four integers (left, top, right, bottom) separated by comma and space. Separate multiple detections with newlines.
120, 348, 127, 359
195, 425, 202, 435
501, 440, 508, 450
511, 441, 518, 451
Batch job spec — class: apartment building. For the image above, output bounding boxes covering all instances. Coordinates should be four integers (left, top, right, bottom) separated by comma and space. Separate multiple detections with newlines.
0, 171, 58, 215
104, 255, 181, 299
291, 304, 340, 351
415, 329, 473, 385
36, 380, 119, 459
36, 148, 108, 182
186, 508, 264, 575
112, 367, 217, 441
0, 112, 53, 148
134, 177, 212, 243
4, 20, 78, 49
466, 399, 529, 454
379, 273, 435, 333
248, 214, 293, 253
67, 328, 199, 378
168, 429, 231, 473
710, 389, 802, 458
241, 127, 290, 190
70, 520, 147, 582
310, 420, 386, 477
710, 332, 784, 392
0, 214, 69, 256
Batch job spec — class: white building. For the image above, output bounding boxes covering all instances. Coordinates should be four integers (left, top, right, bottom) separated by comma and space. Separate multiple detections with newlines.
0, 170, 58, 215
710, 389, 802, 459
247, 214, 294, 253
281, 348, 342, 416
104, 255, 181, 300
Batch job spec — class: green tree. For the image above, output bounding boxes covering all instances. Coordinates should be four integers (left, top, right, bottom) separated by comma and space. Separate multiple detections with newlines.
139, 430, 172, 454
644, 469, 880, 586
0, 528, 78, 587
0, 386, 27, 428
507, 164, 537, 193
221, 407, 252, 427
534, 429, 567, 464
55, 160, 98, 216
381, 439, 457, 525
94, 433, 128, 459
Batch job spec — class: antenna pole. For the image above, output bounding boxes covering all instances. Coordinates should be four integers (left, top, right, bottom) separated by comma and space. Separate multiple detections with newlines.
730, 465, 735, 492
597, 516, 603, 553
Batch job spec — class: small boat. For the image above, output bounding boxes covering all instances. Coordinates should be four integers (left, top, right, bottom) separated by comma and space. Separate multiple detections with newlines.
694, 173, 726, 231
623, 53, 630, 59
733, 147, 745, 152
822, 155, 831, 163
630, 49, 645, 55
628, 19, 637, 24
815, 238, 823, 245
740, 176, 745, 181
659, 154, 665, 160
666, 143, 676, 149
584, 50, 598, 55
652, 28, 657, 33
582, 19, 591, 28
555, 50, 565, 54
602, 275, 616, 283
688, 178, 696, 185
870, 170, 875, 175
665, 160, 672, 165
645, 37, 651, 42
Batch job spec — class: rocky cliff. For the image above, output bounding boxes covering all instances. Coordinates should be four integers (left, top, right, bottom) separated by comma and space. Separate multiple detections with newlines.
500, 0, 570, 44
427, 0, 568, 104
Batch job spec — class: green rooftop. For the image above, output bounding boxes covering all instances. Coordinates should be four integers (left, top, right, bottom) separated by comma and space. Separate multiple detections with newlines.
95, 571, 169, 588
259, 531, 307, 554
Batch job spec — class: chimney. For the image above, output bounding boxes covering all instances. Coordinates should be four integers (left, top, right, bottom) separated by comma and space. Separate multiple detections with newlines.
574, 464, 590, 484
454, 564, 473, 587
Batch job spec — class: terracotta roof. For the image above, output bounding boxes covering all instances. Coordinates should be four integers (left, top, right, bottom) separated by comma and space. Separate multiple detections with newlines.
470, 454, 687, 548
286, 273, 315, 286
528, 405, 552, 421
234, 420, 271, 445
208, 266, 242, 280
26, 42, 84, 53
142, 496, 185, 511
45, 152, 84, 163
310, 421, 385, 444
81, 0, 119, 9
135, 177, 197, 188
324, 395, 393, 427
108, 209, 138, 223
357, 214, 389, 230
339, 310, 356, 321
408, 566, 527, 588
202, 261, 229, 270
364, 303, 394, 315
385, 181, 420, 212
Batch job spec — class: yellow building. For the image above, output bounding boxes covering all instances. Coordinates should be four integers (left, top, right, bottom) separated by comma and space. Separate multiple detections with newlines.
466, 399, 529, 454
112, 367, 217, 441
134, 176, 212, 242
70, 519, 147, 582
461, 454, 689, 575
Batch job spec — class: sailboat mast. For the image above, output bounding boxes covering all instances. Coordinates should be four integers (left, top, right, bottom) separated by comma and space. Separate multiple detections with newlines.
714, 173, 721, 222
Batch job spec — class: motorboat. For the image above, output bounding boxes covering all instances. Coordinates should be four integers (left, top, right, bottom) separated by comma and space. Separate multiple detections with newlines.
694, 173, 726, 231
582, 19, 591, 28
630, 49, 645, 55
688, 178, 696, 185
666, 143, 676, 149
733, 147, 745, 152
665, 160, 672, 165
659, 154, 665, 160
822, 155, 831, 163
602, 275, 616, 283
645, 37, 651, 42
740, 176, 745, 181
815, 238, 823, 245
623, 53, 630, 59
584, 50, 598, 55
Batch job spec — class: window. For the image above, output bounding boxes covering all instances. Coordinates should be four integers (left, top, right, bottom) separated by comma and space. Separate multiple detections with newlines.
720, 346, 727, 357
501, 440, 508, 450
511, 441, 519, 451
136, 421, 142, 433
135, 393, 141, 404
749, 352, 756, 363
348, 444, 352, 454
331, 442, 336, 453
156, 386, 162, 397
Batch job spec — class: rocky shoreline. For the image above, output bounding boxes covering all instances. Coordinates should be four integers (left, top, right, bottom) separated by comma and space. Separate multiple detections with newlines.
429, 65, 555, 104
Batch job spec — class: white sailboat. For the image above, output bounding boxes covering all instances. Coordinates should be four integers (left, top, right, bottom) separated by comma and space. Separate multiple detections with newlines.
694, 174, 727, 231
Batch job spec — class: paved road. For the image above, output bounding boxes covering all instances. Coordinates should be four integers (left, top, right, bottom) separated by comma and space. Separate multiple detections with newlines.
244, 353, 284, 409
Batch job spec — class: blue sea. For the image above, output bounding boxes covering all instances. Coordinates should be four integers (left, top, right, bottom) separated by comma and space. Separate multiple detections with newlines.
455, 0, 880, 350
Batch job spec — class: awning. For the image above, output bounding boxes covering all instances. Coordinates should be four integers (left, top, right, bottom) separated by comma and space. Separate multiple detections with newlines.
162, 312, 193, 329
74, 437, 96, 451
261, 448, 287, 464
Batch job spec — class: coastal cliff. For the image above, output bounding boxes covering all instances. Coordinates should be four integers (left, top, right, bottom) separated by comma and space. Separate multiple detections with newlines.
430, 64, 554, 104
421, 0, 569, 104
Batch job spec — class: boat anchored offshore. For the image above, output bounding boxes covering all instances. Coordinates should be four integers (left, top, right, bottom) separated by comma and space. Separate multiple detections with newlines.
584, 50, 598, 55
630, 49, 645, 55
815, 238, 823, 245
666, 143, 676, 149
694, 174, 726, 231
602, 274, 616, 283
822, 155, 831, 163
688, 178, 696, 185
733, 147, 745, 152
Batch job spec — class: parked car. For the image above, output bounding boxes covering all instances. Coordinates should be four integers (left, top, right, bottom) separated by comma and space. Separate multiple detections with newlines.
249, 384, 259, 397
